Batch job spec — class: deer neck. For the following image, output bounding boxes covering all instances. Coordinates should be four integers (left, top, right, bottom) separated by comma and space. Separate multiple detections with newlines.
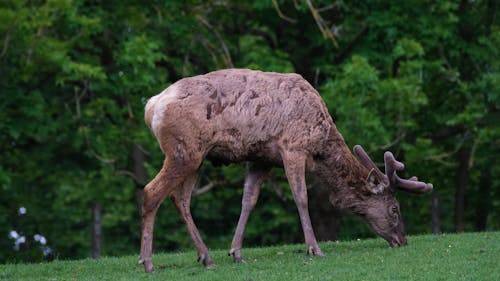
312, 131, 371, 212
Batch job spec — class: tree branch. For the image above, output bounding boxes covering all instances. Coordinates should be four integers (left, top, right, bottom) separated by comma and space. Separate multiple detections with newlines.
193, 181, 218, 196
116, 170, 146, 185
196, 15, 233, 68
81, 125, 117, 164
0, 32, 11, 59
305, 0, 338, 48
267, 178, 287, 202
272, 0, 297, 23
424, 145, 462, 167
334, 26, 369, 65
0, 16, 18, 60
246, 29, 278, 48
317, 3, 336, 12
378, 133, 406, 150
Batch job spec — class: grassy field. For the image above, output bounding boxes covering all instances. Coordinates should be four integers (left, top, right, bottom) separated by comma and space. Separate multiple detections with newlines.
1, 232, 498, 281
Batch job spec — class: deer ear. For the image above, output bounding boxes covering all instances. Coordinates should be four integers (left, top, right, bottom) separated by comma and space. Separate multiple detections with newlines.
366, 169, 385, 194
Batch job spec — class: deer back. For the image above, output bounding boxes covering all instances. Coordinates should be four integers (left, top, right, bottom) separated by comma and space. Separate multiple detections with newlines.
145, 69, 334, 164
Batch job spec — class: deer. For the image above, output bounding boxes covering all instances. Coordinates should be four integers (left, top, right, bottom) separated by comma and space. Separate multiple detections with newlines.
139, 68, 433, 272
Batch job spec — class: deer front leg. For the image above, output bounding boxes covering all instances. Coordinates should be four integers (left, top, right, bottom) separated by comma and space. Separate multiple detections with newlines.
229, 164, 269, 262
282, 151, 324, 257
171, 172, 213, 268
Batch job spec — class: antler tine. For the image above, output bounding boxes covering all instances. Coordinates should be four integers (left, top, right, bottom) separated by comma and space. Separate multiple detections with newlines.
384, 151, 433, 193
353, 145, 389, 186
395, 175, 433, 193
383, 151, 404, 186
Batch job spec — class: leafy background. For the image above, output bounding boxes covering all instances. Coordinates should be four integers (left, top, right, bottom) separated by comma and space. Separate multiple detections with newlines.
0, 0, 498, 262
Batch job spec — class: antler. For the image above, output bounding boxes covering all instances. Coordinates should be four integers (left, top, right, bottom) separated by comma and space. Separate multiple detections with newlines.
353, 145, 433, 193
353, 145, 389, 186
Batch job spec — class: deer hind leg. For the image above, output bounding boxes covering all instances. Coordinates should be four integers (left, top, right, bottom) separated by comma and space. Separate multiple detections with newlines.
171, 171, 213, 268
139, 159, 181, 272
139, 143, 204, 273
281, 151, 324, 257
229, 163, 270, 263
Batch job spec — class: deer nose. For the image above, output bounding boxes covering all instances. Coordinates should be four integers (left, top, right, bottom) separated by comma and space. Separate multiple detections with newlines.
389, 234, 407, 247
400, 235, 408, 246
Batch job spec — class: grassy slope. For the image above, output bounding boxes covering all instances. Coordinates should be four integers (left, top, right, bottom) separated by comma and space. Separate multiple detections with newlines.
1, 232, 499, 281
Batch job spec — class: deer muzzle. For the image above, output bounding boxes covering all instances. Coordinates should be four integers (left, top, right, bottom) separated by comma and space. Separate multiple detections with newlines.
389, 234, 408, 247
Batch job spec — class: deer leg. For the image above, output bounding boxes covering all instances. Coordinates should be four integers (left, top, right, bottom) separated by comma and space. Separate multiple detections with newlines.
282, 151, 324, 257
229, 164, 269, 262
171, 172, 213, 268
139, 158, 189, 273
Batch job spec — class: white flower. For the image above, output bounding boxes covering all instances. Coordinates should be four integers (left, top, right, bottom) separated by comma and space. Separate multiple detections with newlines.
13, 236, 26, 251
9, 230, 19, 239
16, 236, 26, 244
18, 207, 27, 215
42, 246, 53, 256
34, 234, 47, 245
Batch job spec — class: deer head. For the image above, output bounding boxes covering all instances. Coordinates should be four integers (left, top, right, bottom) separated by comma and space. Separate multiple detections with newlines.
352, 145, 433, 247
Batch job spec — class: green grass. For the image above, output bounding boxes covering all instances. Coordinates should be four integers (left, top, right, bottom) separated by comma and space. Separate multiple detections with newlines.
1, 232, 499, 281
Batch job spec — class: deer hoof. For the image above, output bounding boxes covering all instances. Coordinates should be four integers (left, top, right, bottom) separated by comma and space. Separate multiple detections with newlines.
139, 258, 154, 273
307, 245, 325, 257
197, 253, 214, 268
228, 248, 244, 263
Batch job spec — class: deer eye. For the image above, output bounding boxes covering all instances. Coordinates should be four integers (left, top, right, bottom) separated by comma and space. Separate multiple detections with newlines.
390, 205, 398, 214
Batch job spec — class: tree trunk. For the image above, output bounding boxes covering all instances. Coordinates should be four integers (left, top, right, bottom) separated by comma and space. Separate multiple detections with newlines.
309, 185, 341, 241
91, 203, 101, 259
431, 193, 441, 234
454, 146, 471, 233
132, 143, 149, 217
475, 168, 491, 231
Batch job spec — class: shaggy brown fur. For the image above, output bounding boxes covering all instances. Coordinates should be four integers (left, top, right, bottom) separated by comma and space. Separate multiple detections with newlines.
139, 69, 432, 273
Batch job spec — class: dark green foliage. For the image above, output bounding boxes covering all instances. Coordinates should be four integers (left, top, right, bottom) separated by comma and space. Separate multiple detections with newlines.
0, 0, 498, 263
